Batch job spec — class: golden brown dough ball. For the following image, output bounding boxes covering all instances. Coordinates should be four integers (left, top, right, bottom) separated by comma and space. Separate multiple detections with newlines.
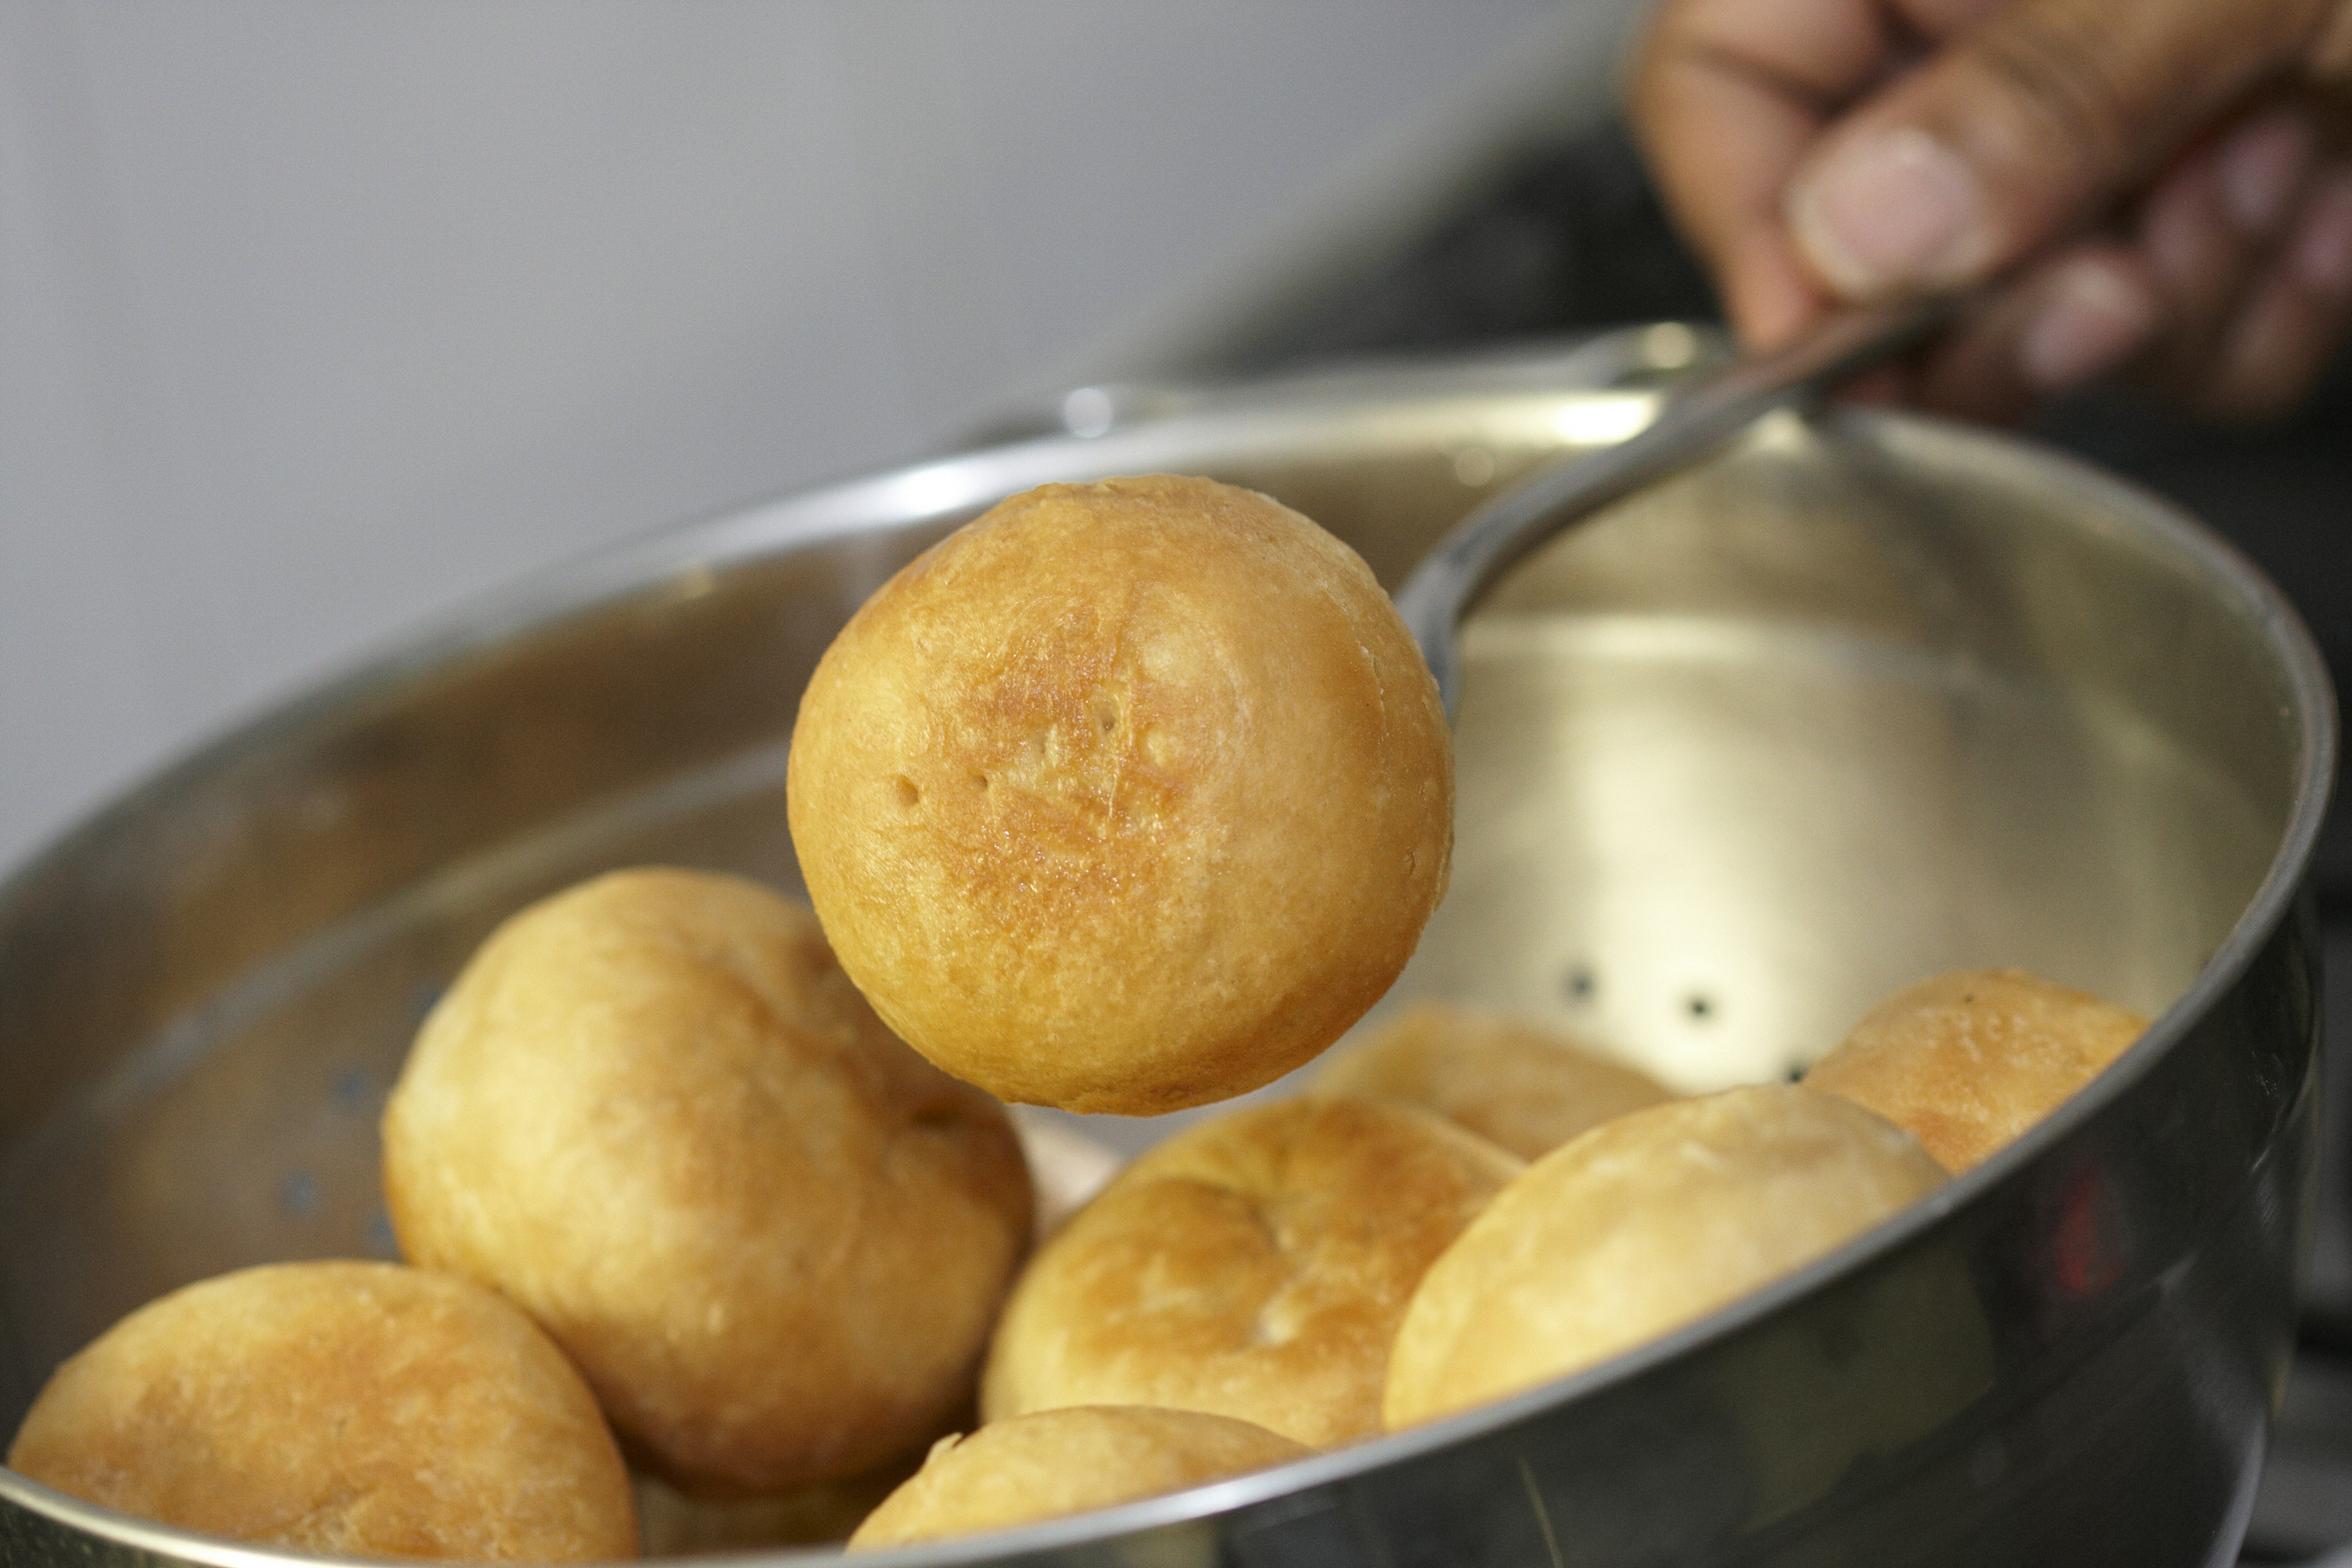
983, 1097, 1520, 1449
848, 1407, 1310, 1549
1312, 1001, 1675, 1159
1384, 1085, 1945, 1430
7, 1262, 636, 1562
786, 475, 1453, 1115
1803, 968, 2147, 1172
380, 868, 1033, 1494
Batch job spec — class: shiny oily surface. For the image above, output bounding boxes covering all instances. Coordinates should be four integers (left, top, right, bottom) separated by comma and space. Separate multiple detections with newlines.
0, 337, 2332, 1568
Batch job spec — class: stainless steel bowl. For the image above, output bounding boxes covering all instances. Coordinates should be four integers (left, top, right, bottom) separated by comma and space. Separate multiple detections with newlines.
0, 339, 2334, 1567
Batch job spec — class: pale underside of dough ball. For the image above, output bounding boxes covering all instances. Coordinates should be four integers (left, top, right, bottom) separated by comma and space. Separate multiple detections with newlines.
785, 474, 1453, 1115
1383, 1085, 1947, 1430
6, 1261, 638, 1563
1804, 968, 2149, 1172
633, 1457, 918, 1556
1313, 1001, 1676, 1159
848, 1406, 1311, 1550
982, 1096, 1521, 1449
380, 868, 1033, 1494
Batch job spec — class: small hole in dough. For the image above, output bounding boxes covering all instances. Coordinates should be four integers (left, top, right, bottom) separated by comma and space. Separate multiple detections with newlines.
968, 771, 991, 793
892, 776, 921, 809
1094, 696, 1120, 736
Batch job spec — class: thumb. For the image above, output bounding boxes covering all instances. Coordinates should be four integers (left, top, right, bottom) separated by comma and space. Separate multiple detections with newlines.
1783, 0, 2332, 298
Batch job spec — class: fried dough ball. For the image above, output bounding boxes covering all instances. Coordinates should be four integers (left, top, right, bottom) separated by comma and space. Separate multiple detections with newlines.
380, 868, 1033, 1494
983, 1097, 1521, 1449
7, 1262, 636, 1562
1803, 968, 2148, 1172
1384, 1085, 1945, 1430
786, 475, 1453, 1115
848, 1407, 1310, 1550
1311, 1001, 1675, 1159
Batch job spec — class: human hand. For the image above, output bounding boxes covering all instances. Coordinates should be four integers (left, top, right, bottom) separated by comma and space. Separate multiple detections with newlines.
1628, 0, 2352, 421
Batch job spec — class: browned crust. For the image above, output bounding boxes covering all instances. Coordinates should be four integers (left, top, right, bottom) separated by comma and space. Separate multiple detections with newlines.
8, 1261, 639, 1562
786, 475, 1453, 1114
1312, 1001, 1676, 1158
380, 868, 1033, 1493
982, 1096, 1520, 1448
1804, 968, 2147, 1172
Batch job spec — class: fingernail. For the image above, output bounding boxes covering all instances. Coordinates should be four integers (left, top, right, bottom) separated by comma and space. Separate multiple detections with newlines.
2290, 171, 2352, 295
1787, 127, 1987, 296
2218, 113, 2313, 236
2020, 263, 2160, 390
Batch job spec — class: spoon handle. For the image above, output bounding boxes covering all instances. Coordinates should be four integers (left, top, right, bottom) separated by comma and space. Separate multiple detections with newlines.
1396, 292, 1967, 718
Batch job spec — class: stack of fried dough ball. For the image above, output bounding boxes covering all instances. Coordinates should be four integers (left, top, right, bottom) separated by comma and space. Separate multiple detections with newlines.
5, 468, 2165, 1561
10, 940, 2147, 1558
984, 1097, 1521, 1449
1803, 968, 2148, 1172
381, 868, 1034, 1496
7, 1262, 638, 1562
786, 474, 1453, 1116
1311, 1001, 1676, 1159
848, 1406, 1309, 1549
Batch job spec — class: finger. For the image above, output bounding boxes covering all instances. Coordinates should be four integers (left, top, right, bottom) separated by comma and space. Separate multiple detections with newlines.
2295, 165, 2352, 296
1722, 231, 1837, 352
2133, 148, 2245, 391
2132, 109, 2316, 398
1909, 243, 2162, 421
1634, 53, 1835, 346
2216, 107, 2318, 235
2192, 165, 2352, 420
1833, 364, 1918, 405
1888, 0, 2004, 40
1629, 0, 1894, 345
1781, 0, 2332, 300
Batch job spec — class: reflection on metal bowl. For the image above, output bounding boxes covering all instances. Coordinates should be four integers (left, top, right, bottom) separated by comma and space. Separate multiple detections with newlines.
0, 339, 2334, 1567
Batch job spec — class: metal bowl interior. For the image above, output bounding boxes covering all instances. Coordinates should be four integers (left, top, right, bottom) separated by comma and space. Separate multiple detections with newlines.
0, 343, 2334, 1567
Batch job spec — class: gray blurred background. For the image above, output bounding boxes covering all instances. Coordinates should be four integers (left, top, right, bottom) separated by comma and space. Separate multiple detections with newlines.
0, 0, 1640, 870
